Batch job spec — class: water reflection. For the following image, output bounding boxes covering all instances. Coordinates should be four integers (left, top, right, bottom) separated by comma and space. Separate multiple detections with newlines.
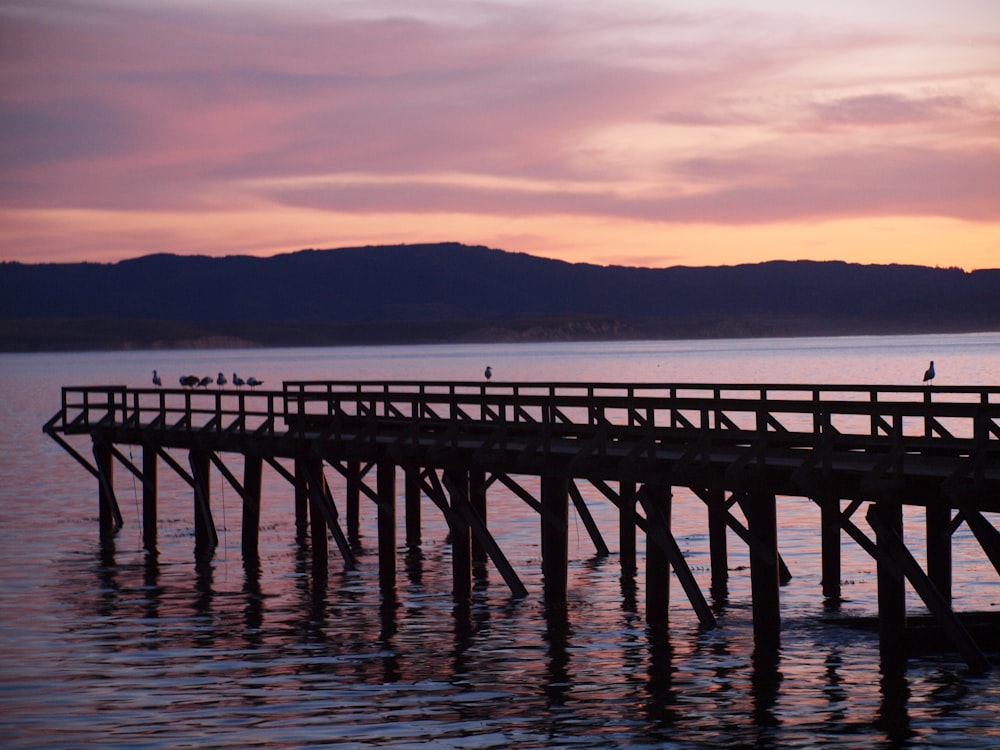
644, 625, 677, 724
42, 514, 1000, 750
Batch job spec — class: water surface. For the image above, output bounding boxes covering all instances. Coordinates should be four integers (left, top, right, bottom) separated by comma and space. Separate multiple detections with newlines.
2, 333, 999, 748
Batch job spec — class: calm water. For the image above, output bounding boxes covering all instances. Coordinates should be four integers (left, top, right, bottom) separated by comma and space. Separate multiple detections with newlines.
2, 333, 999, 749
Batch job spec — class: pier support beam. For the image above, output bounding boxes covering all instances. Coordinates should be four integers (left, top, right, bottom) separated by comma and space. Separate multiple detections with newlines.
346, 460, 361, 551
706, 487, 728, 598
820, 493, 842, 602
377, 460, 397, 597
308, 461, 328, 569
926, 497, 952, 603
867, 503, 990, 674
644, 484, 672, 627
94, 441, 122, 539
405, 465, 422, 549
293, 457, 309, 536
242, 454, 263, 560
445, 468, 472, 603
740, 488, 780, 652
541, 475, 569, 606
470, 469, 488, 566
873, 500, 906, 669
189, 450, 217, 556
620, 481, 637, 578
142, 443, 157, 551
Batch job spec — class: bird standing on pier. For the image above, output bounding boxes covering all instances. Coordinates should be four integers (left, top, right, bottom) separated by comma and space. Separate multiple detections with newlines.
923, 360, 935, 383
246, 376, 263, 389
198, 375, 213, 388
233, 372, 245, 389
485, 366, 492, 381
152, 370, 162, 388
217, 372, 227, 388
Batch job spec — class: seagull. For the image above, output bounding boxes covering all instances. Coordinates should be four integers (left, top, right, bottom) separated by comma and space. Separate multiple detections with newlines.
485, 366, 492, 381
923, 360, 935, 383
217, 372, 227, 388
232, 372, 245, 389
179, 375, 199, 388
152, 369, 162, 388
198, 375, 213, 388
246, 376, 263, 389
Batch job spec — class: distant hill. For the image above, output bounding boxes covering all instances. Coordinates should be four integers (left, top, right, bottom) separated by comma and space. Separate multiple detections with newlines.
1, 242, 998, 351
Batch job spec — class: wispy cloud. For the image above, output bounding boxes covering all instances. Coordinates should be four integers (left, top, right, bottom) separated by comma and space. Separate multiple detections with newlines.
1, 0, 998, 266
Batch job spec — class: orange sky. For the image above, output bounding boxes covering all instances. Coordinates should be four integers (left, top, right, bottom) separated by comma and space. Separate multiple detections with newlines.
1, 0, 998, 269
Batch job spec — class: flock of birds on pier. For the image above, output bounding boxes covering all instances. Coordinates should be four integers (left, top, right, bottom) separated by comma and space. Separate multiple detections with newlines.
150, 360, 937, 390
152, 370, 263, 389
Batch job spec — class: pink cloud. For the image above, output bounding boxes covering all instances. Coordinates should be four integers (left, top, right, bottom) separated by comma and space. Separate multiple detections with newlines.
0, 0, 998, 264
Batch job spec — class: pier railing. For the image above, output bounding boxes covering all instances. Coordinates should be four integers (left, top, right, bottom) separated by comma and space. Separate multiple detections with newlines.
50, 381, 1000, 449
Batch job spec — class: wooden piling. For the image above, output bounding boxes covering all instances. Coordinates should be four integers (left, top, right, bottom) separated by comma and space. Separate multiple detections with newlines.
620, 481, 636, 577
470, 469, 488, 565
377, 460, 397, 596
243, 454, 263, 559
305, 458, 328, 568
820, 493, 841, 601
142, 443, 157, 550
190, 450, 217, 555
740, 488, 780, 651
873, 500, 906, 668
347, 460, 361, 550
926, 498, 952, 603
644, 484, 672, 626
405, 465, 422, 548
706, 487, 728, 598
445, 468, 472, 603
541, 475, 569, 605
293, 457, 309, 535
94, 441, 120, 539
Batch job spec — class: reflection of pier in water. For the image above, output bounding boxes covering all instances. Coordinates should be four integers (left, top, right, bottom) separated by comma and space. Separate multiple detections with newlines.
45, 380, 1000, 672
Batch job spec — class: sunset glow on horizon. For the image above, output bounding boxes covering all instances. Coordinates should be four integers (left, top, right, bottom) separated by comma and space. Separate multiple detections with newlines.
1, 0, 998, 269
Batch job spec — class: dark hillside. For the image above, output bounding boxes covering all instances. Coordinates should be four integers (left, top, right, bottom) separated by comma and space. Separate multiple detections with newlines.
1, 243, 997, 351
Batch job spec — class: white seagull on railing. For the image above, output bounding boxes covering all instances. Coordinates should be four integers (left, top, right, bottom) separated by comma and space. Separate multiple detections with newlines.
152, 369, 162, 388
485, 366, 492, 380
923, 360, 935, 383
246, 376, 263, 389
217, 372, 227, 388
198, 375, 213, 388
232, 372, 245, 389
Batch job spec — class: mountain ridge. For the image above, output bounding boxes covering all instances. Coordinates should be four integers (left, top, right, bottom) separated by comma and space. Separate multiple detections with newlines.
2, 243, 997, 351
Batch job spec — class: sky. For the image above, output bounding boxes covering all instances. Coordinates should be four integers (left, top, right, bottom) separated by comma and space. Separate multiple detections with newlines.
1, 0, 998, 269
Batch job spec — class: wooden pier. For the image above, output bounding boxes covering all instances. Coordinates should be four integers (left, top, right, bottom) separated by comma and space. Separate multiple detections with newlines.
45, 380, 1000, 672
